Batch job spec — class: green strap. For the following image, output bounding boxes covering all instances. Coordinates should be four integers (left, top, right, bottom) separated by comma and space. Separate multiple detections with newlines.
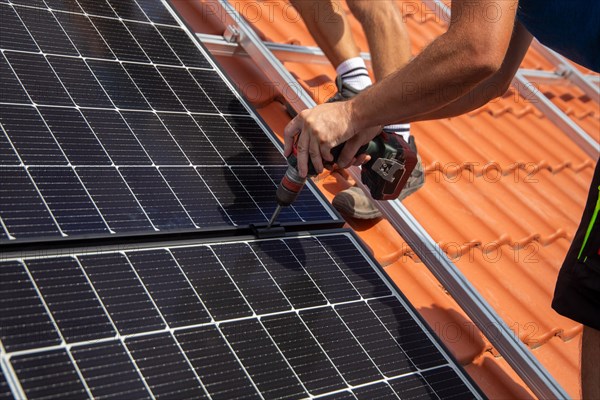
578, 185, 600, 261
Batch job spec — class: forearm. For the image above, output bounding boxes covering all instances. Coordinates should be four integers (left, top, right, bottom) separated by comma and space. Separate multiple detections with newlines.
407, 73, 509, 121
391, 21, 534, 122
351, 30, 497, 130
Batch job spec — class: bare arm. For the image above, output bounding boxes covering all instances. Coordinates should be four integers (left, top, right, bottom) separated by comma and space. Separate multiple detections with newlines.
350, 0, 519, 130
284, 0, 520, 175
401, 22, 533, 122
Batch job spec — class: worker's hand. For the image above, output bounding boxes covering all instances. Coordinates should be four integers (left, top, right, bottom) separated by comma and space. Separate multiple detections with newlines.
284, 101, 379, 177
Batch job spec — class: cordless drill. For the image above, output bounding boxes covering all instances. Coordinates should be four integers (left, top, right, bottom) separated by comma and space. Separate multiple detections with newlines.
267, 132, 418, 227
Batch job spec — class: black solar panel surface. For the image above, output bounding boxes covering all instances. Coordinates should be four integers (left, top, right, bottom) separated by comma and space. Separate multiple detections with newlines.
0, 233, 479, 399
0, 0, 337, 243
0, 1, 482, 399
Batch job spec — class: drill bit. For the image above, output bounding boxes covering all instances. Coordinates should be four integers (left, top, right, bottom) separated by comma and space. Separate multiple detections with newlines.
267, 205, 282, 229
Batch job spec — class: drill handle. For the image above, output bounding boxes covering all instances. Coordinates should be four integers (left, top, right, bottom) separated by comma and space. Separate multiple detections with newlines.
288, 141, 369, 177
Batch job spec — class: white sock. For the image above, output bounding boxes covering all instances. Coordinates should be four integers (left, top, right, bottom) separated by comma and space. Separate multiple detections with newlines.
384, 123, 411, 142
336, 57, 372, 91
337, 57, 410, 141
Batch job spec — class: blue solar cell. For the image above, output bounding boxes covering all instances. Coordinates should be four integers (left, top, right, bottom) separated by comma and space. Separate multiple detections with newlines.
0, 261, 61, 352
0, 167, 61, 238
0, 105, 68, 165
0, 4, 40, 53
250, 240, 328, 309
91, 17, 149, 63
78, 253, 165, 335
126, 250, 212, 327
24, 257, 117, 343
212, 242, 292, 314
77, 0, 117, 18
121, 112, 189, 164
158, 167, 229, 227
71, 341, 152, 399
197, 166, 267, 226
81, 109, 153, 165
157, 25, 211, 68
29, 167, 109, 235
156, 113, 222, 165
38, 107, 112, 165
53, 11, 115, 59
47, 56, 114, 108
175, 326, 262, 400
171, 245, 253, 320
11, 349, 88, 399
157, 67, 219, 114
126, 333, 209, 399
318, 235, 391, 298
14, 6, 79, 56
123, 63, 186, 112
285, 237, 361, 303
76, 167, 155, 232
87, 60, 151, 109
107, 0, 149, 22
300, 307, 382, 386
125, 21, 182, 65
261, 312, 347, 395
367, 297, 448, 369
219, 319, 308, 399
119, 167, 195, 229
0, 54, 29, 104
136, 0, 179, 26
4, 52, 74, 106
0, 128, 20, 166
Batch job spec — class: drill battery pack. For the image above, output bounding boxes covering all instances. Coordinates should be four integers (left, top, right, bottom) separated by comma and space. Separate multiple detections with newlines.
361, 132, 418, 201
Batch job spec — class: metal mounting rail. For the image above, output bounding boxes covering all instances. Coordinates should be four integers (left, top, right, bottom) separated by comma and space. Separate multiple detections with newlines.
203, 1, 570, 398
514, 70, 599, 157
422, 0, 599, 160
199, 32, 599, 88
531, 41, 600, 101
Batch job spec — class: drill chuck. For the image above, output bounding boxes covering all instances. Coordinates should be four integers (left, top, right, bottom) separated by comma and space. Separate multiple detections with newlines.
276, 165, 307, 206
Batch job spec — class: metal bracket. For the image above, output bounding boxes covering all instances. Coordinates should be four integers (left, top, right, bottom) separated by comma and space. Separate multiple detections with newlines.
199, 1, 571, 398
372, 158, 405, 183
223, 25, 240, 43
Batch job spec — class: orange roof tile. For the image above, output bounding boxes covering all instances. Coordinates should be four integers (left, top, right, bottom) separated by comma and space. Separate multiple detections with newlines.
173, 1, 598, 398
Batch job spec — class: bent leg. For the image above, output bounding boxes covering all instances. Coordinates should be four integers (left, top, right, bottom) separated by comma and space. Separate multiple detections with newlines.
289, 0, 359, 68
347, 0, 411, 80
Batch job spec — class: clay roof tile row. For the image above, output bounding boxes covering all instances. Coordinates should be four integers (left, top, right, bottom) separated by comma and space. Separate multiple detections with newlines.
174, 1, 599, 397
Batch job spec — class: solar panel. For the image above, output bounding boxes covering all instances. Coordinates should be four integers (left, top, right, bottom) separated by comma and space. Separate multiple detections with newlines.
0, 1, 484, 399
0, 0, 339, 243
0, 232, 481, 399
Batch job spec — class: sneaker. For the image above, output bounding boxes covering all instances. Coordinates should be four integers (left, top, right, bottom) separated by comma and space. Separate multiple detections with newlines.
326, 75, 363, 102
286, 75, 360, 118
333, 152, 425, 220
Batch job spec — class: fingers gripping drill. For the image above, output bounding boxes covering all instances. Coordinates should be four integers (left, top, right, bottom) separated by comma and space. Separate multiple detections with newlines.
267, 132, 418, 228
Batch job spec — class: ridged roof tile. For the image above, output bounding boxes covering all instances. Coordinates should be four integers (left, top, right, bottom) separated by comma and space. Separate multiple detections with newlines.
174, 1, 599, 397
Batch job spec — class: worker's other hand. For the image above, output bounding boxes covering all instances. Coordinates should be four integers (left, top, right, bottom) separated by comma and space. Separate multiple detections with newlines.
284, 101, 379, 177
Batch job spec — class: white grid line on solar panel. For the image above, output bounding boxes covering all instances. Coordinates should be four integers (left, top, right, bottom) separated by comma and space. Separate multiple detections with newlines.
1, 52, 324, 233
0, 3, 255, 116
4, 1, 182, 31
1, 50, 314, 228
0, 164, 327, 240
0, 234, 476, 399
0, 52, 261, 162
119, 259, 213, 399
0, 0, 328, 234
15, 258, 97, 398
0, 355, 21, 400
0, 0, 333, 237
0, 239, 396, 350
